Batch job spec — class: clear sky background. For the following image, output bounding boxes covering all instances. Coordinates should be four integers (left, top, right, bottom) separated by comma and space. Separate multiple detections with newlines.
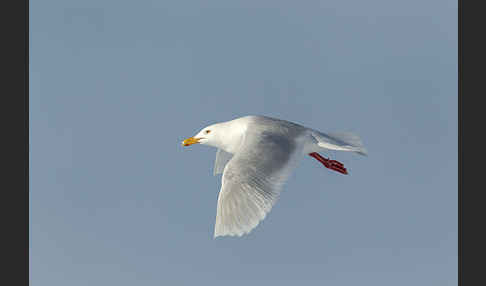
30, 1, 457, 285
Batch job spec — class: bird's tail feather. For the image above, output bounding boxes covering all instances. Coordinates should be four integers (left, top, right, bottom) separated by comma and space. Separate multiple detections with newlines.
311, 130, 368, 156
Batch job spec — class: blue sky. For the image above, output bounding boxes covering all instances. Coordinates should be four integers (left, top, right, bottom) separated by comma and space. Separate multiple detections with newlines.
30, 1, 457, 285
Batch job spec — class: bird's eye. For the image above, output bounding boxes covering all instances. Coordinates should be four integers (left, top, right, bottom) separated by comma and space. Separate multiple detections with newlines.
205, 130, 211, 134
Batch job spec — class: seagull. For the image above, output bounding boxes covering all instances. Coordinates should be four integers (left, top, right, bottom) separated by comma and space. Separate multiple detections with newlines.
182, 115, 367, 238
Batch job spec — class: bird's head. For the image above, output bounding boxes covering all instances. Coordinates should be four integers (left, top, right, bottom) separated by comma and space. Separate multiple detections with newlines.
182, 118, 246, 153
181, 124, 219, 147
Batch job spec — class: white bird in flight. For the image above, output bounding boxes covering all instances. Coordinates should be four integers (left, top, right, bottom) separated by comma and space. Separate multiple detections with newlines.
182, 115, 367, 238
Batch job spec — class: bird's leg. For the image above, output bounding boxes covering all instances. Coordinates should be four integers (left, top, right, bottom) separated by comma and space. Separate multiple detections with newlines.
308, 152, 348, 175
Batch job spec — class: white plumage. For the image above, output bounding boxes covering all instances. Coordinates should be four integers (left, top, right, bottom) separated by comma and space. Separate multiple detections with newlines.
182, 115, 367, 238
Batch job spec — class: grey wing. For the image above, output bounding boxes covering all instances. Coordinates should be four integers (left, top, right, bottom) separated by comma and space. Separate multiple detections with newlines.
213, 149, 233, 176
214, 132, 302, 237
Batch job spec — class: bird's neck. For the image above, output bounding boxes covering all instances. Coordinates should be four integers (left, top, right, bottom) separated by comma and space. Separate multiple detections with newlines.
214, 121, 246, 154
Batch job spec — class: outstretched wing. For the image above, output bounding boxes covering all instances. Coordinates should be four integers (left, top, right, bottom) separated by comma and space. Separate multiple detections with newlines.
214, 131, 302, 237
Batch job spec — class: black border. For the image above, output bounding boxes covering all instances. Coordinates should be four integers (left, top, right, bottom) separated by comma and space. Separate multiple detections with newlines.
2, 0, 28, 285
460, 0, 485, 285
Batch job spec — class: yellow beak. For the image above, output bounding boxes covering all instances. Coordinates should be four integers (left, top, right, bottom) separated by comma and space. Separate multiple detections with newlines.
182, 137, 201, 146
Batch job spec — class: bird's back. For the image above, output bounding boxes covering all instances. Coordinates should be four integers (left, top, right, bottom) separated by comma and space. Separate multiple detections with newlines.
237, 115, 308, 138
